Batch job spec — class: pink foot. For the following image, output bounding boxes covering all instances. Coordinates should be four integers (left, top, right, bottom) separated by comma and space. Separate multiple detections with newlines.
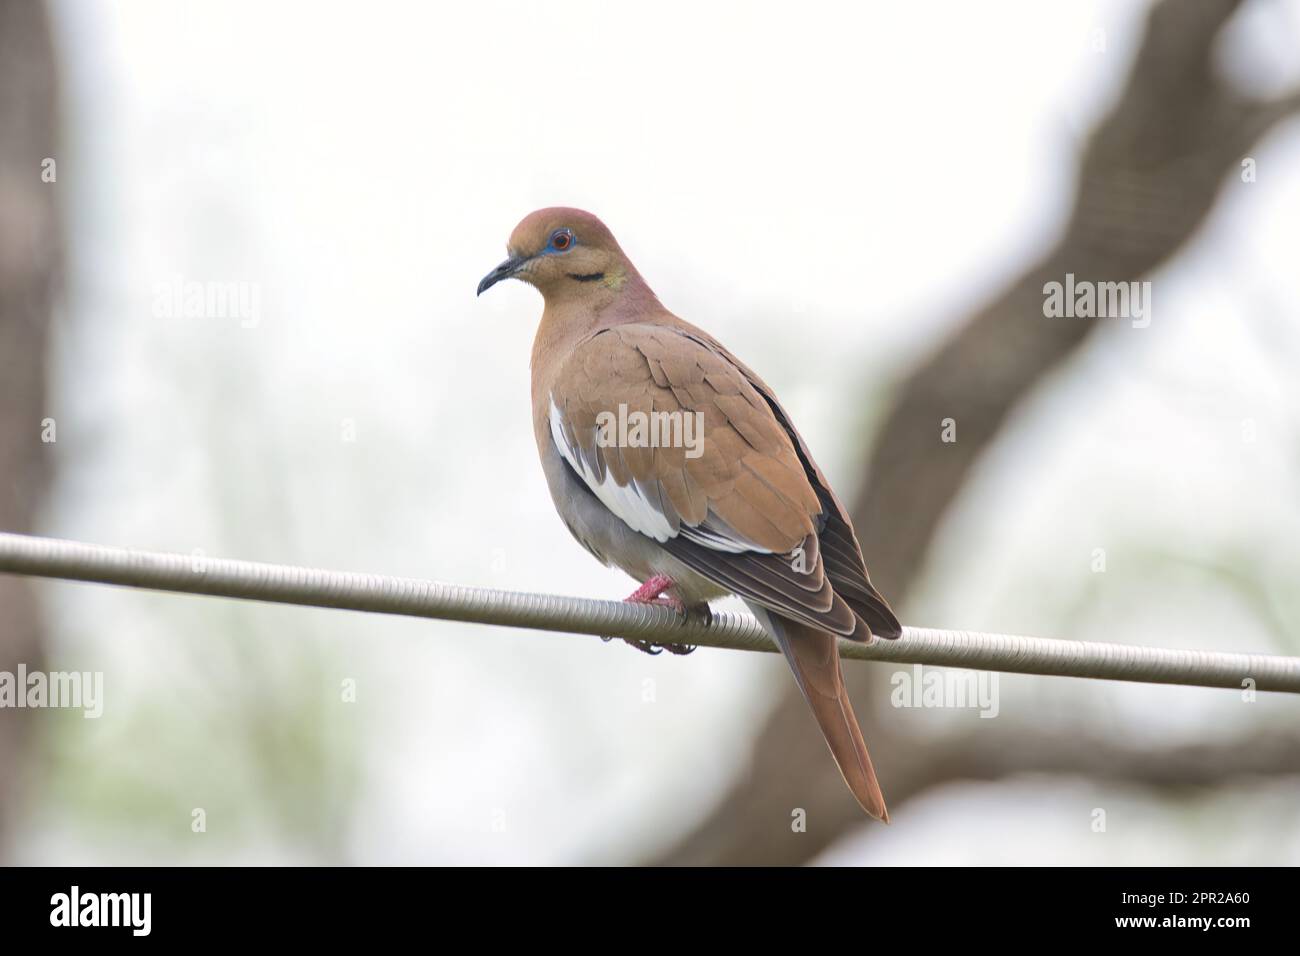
607, 575, 696, 656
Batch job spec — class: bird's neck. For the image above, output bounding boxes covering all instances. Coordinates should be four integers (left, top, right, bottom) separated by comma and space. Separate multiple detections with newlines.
529, 274, 662, 378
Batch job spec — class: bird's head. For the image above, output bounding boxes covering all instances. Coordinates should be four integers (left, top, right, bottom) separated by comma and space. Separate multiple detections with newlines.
477, 207, 637, 303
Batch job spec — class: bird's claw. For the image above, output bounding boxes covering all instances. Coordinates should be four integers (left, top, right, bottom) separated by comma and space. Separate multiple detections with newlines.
598, 576, 700, 656
625, 637, 666, 656
598, 635, 695, 656
658, 641, 697, 656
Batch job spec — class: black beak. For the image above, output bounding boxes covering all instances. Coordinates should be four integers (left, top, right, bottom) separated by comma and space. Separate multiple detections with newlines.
477, 255, 527, 296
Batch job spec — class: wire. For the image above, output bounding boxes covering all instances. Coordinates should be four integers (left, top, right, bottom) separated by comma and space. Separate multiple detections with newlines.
1, 531, 1297, 693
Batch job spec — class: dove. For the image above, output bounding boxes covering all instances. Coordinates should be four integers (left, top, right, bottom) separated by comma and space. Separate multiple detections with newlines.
478, 208, 901, 819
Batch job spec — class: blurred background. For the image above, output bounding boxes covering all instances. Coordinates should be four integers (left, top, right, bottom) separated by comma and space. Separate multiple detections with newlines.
2, 0, 1299, 865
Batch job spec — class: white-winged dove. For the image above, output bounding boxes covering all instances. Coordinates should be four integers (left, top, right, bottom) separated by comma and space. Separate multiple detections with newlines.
479, 208, 901, 820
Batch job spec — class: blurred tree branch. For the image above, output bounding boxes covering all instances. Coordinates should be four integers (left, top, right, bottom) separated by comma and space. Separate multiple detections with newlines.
653, 0, 1300, 865
0, 0, 61, 856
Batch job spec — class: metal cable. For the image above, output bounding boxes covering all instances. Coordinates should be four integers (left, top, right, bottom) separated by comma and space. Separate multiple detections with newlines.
1, 531, 1297, 692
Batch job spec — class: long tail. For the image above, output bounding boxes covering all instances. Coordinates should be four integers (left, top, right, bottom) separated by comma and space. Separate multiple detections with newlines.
747, 604, 889, 821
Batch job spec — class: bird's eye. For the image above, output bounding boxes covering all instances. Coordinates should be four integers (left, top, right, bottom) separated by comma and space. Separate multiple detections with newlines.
550, 229, 573, 251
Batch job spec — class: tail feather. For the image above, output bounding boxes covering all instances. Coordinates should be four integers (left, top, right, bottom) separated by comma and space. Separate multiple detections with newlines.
748, 604, 889, 821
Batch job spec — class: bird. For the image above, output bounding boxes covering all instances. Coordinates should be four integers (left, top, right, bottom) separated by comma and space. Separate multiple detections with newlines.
478, 208, 902, 820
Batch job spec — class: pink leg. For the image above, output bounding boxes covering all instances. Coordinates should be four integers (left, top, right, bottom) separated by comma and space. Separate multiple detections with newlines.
624, 574, 683, 613
607, 575, 696, 656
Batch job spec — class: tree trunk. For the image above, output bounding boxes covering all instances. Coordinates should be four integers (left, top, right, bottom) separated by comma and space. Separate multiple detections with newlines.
0, 0, 62, 857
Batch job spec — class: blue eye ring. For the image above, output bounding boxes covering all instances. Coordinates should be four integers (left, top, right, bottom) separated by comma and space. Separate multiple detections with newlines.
548, 228, 574, 252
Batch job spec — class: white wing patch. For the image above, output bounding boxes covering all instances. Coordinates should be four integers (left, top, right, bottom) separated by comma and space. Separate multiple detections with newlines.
549, 397, 676, 542
548, 395, 774, 555
681, 522, 766, 554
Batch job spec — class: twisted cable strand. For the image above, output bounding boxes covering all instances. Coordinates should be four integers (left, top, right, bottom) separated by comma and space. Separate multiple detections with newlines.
1, 532, 1296, 692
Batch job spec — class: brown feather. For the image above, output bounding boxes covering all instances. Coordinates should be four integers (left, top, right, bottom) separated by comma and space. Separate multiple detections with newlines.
754, 608, 889, 820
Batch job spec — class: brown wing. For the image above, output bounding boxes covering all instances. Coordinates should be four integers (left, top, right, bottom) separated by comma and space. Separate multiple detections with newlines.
549, 321, 897, 639
686, 330, 902, 639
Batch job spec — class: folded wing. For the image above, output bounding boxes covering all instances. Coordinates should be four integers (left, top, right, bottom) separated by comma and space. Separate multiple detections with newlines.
547, 321, 899, 640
